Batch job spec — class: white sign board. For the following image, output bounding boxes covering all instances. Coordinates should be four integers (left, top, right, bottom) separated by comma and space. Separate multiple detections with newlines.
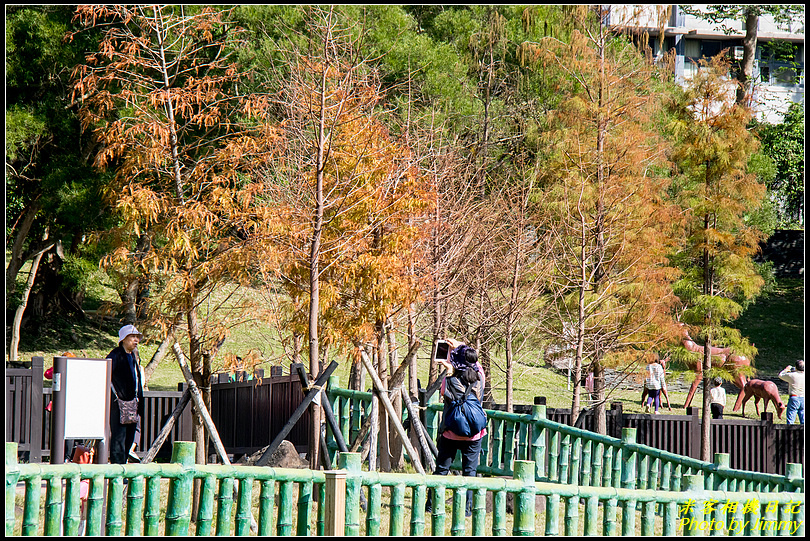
63, 358, 109, 439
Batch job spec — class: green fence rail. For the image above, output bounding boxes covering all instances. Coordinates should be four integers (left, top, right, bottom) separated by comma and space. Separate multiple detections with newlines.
7, 441, 805, 536
325, 380, 805, 494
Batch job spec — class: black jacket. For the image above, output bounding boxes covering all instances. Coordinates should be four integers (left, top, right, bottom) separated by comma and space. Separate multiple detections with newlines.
107, 345, 144, 416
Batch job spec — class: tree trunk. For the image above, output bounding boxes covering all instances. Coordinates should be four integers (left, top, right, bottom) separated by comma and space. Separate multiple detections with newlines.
8, 244, 54, 362
736, 10, 758, 105
593, 362, 607, 435
387, 322, 404, 470
700, 334, 713, 462
5, 196, 42, 295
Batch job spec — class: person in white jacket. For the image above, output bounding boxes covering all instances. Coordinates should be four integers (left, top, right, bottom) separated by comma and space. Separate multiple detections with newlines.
779, 361, 804, 424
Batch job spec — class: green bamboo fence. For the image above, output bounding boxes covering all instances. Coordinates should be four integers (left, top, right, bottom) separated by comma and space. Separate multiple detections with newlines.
7, 441, 805, 536
325, 379, 805, 494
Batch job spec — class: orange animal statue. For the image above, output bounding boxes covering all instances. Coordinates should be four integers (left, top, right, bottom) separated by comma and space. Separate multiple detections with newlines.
734, 379, 785, 419
678, 324, 751, 410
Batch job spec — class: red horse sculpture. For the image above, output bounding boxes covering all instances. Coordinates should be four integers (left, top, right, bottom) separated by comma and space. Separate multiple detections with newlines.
734, 379, 785, 419
678, 325, 751, 410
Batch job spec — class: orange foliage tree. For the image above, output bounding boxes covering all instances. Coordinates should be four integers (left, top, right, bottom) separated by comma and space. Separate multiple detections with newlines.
257, 6, 433, 469
532, 6, 683, 430
72, 5, 282, 467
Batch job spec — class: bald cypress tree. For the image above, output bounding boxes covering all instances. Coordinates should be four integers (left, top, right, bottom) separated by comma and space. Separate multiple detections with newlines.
668, 55, 766, 461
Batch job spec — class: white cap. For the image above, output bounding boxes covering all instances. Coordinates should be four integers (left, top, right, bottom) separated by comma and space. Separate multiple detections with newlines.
118, 324, 143, 343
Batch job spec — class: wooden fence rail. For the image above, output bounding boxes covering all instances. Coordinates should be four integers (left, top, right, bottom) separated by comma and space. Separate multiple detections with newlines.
6, 441, 805, 537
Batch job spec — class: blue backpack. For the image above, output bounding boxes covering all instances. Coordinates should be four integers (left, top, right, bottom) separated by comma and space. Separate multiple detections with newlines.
443, 379, 488, 437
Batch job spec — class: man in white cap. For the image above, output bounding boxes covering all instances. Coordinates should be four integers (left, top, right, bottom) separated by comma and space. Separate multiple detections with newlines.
107, 324, 144, 464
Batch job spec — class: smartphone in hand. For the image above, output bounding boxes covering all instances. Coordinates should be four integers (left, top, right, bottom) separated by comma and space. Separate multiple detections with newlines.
435, 340, 450, 362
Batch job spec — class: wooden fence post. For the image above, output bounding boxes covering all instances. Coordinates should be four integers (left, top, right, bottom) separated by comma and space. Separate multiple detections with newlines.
686, 407, 701, 460
324, 471, 347, 536
338, 452, 362, 536
30, 357, 44, 463
762, 411, 776, 474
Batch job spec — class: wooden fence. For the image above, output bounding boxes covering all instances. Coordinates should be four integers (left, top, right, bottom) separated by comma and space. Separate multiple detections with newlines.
5, 358, 308, 463
208, 366, 310, 458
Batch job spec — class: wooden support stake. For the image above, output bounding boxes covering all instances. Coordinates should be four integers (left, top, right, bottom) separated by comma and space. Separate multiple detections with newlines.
293, 364, 350, 455
399, 385, 436, 472
141, 388, 191, 464
358, 350, 425, 475
172, 344, 259, 533
172, 343, 230, 464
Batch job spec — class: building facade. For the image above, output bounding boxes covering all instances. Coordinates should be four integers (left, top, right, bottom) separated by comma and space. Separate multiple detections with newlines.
607, 5, 804, 124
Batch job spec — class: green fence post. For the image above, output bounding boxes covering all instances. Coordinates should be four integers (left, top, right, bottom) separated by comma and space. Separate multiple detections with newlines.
592, 442, 604, 488
472, 488, 487, 536
21, 472, 41, 536
504, 421, 516, 473
603, 497, 618, 536
712, 453, 729, 534
583, 495, 599, 535
317, 479, 326, 537
548, 431, 560, 482
339, 452, 362, 536
531, 404, 546, 481
63, 470, 83, 536
125, 475, 145, 536
217, 477, 235, 536
195, 474, 216, 536
277, 480, 293, 536
106, 474, 125, 535
296, 479, 313, 536
451, 486, 466, 536
5, 443, 20, 537
144, 474, 162, 535
680, 473, 705, 536
784, 463, 803, 537
85, 473, 105, 536
390, 483, 406, 537
492, 490, 507, 536
164, 441, 196, 536
513, 460, 536, 536
581, 440, 592, 487
258, 479, 275, 536
602, 445, 614, 488
620, 428, 638, 535
431, 484, 446, 536
570, 436, 582, 486
559, 433, 571, 484
490, 417, 503, 472
43, 475, 62, 536
410, 484, 426, 536
564, 494, 580, 536
235, 477, 254, 536
367, 483, 382, 536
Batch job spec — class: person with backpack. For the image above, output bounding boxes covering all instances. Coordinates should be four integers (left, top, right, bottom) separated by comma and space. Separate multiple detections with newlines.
429, 338, 487, 517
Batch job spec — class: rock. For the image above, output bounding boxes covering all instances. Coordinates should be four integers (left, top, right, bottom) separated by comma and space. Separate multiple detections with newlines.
241, 440, 308, 468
